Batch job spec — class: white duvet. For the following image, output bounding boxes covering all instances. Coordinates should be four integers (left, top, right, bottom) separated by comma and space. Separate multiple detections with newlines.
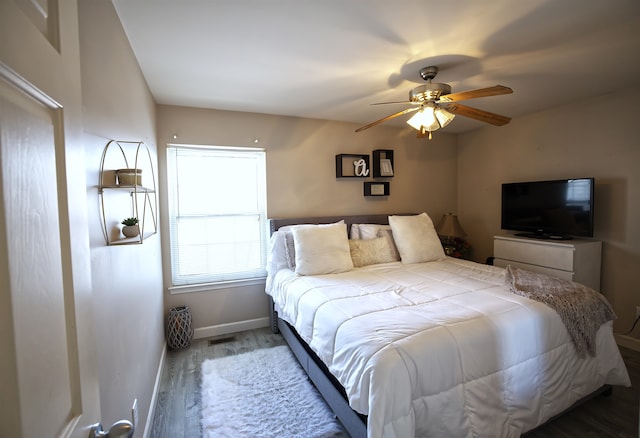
267, 257, 630, 438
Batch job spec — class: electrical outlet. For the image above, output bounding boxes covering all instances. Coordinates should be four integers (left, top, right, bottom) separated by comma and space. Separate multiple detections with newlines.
132, 398, 138, 430
636, 306, 640, 320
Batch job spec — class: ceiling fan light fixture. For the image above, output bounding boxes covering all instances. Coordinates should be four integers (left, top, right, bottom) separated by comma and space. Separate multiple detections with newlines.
406, 104, 455, 135
407, 106, 438, 131
355, 65, 511, 135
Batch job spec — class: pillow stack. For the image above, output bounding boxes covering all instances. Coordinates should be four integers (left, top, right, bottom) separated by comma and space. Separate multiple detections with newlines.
274, 212, 446, 276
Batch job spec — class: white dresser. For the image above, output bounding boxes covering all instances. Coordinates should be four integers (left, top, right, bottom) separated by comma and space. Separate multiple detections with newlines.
493, 235, 602, 291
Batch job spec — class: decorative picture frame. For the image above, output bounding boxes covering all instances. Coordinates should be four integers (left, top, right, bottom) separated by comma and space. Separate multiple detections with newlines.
364, 181, 390, 196
372, 149, 394, 178
380, 159, 393, 177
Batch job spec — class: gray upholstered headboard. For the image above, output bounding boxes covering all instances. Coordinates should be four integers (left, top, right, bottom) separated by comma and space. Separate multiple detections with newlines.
268, 213, 414, 235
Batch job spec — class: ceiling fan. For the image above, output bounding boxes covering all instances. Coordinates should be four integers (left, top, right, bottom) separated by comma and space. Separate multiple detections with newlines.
355, 66, 513, 139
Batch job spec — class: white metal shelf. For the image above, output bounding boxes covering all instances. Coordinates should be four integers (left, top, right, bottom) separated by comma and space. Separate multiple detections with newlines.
98, 140, 158, 245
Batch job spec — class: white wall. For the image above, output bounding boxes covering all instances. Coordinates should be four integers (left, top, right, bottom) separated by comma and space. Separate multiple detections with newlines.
156, 105, 459, 334
457, 87, 640, 336
78, 2, 164, 434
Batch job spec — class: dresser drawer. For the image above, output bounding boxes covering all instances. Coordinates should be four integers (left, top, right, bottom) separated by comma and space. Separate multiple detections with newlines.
494, 239, 575, 272
493, 235, 601, 291
493, 258, 575, 281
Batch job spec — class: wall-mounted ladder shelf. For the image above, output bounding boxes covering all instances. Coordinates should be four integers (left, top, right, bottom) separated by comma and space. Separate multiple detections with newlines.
98, 140, 158, 245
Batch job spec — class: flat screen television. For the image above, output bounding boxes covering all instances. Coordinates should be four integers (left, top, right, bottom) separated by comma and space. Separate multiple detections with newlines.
501, 178, 594, 240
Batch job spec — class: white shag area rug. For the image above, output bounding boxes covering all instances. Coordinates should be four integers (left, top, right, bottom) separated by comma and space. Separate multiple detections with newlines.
201, 345, 349, 438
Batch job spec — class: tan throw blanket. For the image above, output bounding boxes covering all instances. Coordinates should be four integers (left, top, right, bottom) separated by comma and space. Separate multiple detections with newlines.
505, 265, 616, 358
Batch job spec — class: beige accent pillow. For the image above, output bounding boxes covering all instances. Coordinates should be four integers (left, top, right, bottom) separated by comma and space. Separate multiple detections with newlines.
376, 229, 401, 261
349, 236, 399, 267
388, 213, 445, 263
292, 222, 353, 275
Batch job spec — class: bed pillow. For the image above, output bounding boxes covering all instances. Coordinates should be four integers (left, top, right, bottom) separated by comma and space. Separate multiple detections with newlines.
376, 228, 401, 261
357, 223, 391, 240
292, 222, 353, 275
349, 223, 401, 262
349, 224, 362, 240
283, 232, 296, 270
360, 224, 401, 261
266, 230, 289, 274
349, 236, 399, 267
388, 213, 445, 263
279, 221, 344, 271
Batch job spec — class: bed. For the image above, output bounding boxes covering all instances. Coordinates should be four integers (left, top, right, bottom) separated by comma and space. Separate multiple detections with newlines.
265, 213, 630, 438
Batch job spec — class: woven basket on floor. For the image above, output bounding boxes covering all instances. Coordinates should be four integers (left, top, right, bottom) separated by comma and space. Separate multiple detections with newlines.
166, 306, 194, 350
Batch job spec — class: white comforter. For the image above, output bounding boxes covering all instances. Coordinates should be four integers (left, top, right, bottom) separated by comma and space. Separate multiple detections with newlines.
267, 257, 630, 438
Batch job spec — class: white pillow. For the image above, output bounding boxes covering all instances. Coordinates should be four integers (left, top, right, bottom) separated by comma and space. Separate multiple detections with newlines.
349, 223, 362, 240
279, 221, 345, 271
266, 231, 289, 275
388, 213, 445, 263
349, 236, 398, 267
358, 223, 390, 239
292, 222, 353, 275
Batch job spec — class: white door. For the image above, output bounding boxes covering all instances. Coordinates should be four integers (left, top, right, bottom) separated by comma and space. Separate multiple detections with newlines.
0, 1, 101, 437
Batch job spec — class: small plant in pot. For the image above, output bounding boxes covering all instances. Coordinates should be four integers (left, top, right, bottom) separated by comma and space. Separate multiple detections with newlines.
121, 217, 140, 238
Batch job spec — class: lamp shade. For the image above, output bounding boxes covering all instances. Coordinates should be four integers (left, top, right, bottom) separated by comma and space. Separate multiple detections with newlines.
436, 213, 466, 238
406, 103, 455, 133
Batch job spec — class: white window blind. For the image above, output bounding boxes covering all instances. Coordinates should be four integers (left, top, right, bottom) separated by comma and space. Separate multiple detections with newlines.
166, 145, 268, 286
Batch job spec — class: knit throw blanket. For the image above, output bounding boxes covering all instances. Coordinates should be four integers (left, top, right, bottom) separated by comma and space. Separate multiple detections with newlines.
505, 265, 616, 358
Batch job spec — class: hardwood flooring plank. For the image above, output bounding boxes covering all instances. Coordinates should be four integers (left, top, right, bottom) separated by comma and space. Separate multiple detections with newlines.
150, 328, 285, 437
151, 329, 640, 437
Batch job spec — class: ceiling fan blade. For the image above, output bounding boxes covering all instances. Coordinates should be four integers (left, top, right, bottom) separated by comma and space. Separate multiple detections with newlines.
439, 85, 512, 103
355, 107, 420, 132
446, 103, 511, 126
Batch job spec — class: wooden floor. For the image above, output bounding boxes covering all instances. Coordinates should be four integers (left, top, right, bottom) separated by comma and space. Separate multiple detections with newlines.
151, 327, 640, 437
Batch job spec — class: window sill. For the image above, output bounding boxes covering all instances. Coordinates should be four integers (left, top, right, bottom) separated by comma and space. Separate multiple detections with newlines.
169, 277, 266, 295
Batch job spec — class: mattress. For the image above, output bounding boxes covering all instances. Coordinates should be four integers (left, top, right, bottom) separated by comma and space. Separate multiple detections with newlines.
267, 257, 630, 437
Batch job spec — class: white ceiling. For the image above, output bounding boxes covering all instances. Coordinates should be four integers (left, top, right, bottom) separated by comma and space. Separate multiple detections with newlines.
113, 0, 640, 134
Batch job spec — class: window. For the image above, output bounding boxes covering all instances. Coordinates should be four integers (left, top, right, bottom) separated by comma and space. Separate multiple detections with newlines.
166, 144, 268, 286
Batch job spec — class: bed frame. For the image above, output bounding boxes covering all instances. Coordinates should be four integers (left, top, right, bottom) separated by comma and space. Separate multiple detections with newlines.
267, 213, 612, 437
269, 214, 398, 437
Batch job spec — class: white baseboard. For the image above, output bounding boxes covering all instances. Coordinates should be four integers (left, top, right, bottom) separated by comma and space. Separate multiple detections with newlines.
193, 317, 271, 340
614, 333, 640, 352
142, 343, 167, 438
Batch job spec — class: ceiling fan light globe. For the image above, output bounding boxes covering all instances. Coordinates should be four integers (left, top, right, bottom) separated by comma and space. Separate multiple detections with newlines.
407, 106, 440, 132
434, 108, 455, 128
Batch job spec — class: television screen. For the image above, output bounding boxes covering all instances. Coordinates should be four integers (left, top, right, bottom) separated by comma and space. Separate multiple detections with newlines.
501, 178, 594, 239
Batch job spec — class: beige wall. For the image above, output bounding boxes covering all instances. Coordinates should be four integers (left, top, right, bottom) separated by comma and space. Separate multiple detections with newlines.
79, 2, 164, 435
156, 105, 458, 334
457, 87, 640, 336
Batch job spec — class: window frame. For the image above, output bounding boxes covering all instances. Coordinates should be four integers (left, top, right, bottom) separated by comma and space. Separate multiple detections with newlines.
165, 144, 268, 289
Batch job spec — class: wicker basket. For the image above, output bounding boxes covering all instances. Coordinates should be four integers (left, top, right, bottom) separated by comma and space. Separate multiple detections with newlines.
166, 306, 194, 350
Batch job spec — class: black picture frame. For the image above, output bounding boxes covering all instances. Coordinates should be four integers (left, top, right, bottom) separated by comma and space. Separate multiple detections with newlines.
372, 149, 394, 178
336, 154, 370, 178
364, 181, 390, 196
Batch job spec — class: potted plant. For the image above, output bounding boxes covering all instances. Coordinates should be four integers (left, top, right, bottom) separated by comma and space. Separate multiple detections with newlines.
121, 217, 140, 238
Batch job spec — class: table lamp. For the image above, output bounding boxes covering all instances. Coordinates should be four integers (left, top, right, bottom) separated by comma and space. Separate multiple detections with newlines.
436, 213, 466, 256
